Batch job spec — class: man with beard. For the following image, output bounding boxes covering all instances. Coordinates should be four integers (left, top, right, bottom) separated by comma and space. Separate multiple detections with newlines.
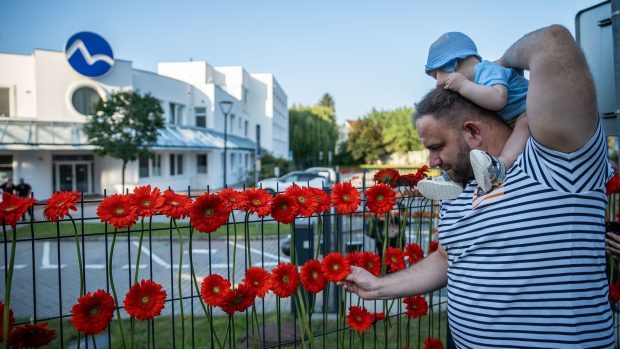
338, 25, 614, 348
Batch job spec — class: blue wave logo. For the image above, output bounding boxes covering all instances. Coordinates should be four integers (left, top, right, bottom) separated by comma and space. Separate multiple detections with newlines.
65, 32, 114, 78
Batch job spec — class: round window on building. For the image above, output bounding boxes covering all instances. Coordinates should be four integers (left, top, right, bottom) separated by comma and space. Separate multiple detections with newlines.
71, 86, 102, 116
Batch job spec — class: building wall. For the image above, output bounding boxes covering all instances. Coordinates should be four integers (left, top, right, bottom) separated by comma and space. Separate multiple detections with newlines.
0, 53, 36, 118
0, 49, 286, 197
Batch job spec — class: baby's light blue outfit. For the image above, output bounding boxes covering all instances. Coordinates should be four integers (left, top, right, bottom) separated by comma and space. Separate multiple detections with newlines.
474, 60, 528, 122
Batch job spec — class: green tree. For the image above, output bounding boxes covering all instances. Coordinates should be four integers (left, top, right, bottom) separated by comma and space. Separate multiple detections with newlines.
346, 116, 387, 163
289, 104, 338, 167
318, 93, 335, 112
346, 107, 422, 164
380, 107, 422, 154
84, 90, 164, 191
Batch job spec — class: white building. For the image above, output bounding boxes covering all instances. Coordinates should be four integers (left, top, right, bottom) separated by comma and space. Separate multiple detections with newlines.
0, 45, 289, 198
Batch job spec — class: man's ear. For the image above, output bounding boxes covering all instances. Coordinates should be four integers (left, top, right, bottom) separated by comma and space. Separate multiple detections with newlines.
462, 120, 484, 148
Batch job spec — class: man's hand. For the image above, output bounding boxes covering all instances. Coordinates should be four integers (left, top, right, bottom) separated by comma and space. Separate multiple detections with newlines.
606, 232, 620, 260
337, 266, 380, 300
443, 72, 468, 92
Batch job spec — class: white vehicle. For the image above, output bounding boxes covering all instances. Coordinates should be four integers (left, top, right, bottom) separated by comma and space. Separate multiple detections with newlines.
257, 171, 330, 196
304, 167, 337, 182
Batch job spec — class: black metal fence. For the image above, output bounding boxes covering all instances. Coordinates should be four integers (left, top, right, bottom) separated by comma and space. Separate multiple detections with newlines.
1, 170, 448, 349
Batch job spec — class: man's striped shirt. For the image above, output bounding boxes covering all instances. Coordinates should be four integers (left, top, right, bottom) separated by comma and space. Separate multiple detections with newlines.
439, 124, 614, 348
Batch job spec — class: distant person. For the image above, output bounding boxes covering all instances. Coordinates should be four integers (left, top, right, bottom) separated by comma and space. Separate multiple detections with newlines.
417, 32, 529, 200
15, 178, 32, 221
0, 178, 15, 194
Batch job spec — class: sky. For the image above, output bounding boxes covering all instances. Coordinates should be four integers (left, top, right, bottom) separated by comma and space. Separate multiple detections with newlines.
0, 0, 605, 124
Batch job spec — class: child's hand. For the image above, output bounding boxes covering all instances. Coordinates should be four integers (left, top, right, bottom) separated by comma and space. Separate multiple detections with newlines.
443, 73, 467, 92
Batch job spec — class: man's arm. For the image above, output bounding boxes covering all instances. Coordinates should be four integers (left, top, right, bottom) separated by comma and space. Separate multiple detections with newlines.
445, 73, 508, 111
499, 25, 597, 152
337, 246, 449, 300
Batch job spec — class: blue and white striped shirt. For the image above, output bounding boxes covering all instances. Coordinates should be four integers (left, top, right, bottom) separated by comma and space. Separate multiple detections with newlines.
439, 124, 615, 348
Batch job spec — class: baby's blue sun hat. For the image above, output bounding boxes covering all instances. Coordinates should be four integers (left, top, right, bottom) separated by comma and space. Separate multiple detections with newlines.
425, 32, 482, 76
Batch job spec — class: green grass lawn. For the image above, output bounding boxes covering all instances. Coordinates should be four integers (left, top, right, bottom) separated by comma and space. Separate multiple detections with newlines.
14, 221, 293, 240
43, 308, 448, 348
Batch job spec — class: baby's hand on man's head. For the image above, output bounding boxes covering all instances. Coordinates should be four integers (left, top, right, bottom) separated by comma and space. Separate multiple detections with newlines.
443, 73, 467, 92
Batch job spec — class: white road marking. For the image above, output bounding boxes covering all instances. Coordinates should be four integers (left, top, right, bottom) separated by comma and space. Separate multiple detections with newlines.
41, 242, 66, 269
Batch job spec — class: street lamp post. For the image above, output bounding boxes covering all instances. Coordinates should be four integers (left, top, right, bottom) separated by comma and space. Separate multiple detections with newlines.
219, 100, 233, 188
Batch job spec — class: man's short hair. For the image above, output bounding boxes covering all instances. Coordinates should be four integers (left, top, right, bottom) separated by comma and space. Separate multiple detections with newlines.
413, 88, 497, 127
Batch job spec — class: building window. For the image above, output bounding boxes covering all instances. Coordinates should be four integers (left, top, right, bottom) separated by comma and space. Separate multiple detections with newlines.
152, 154, 162, 176
139, 156, 149, 178
230, 153, 235, 171
169, 103, 184, 125
170, 154, 184, 176
0, 155, 13, 181
71, 86, 101, 116
195, 107, 206, 128
177, 154, 184, 175
197, 154, 208, 174
0, 88, 9, 117
244, 120, 249, 137
245, 154, 249, 169
229, 114, 235, 134
243, 87, 249, 104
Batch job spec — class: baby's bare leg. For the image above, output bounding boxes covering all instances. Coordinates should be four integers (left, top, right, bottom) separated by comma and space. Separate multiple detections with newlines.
499, 113, 529, 169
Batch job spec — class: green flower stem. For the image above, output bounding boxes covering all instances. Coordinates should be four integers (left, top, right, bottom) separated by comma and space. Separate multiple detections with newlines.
340, 287, 347, 349
244, 212, 252, 266
68, 216, 84, 349
322, 285, 329, 349
290, 223, 315, 349
315, 215, 323, 260
172, 219, 185, 349
109, 229, 128, 349
3, 225, 15, 349
230, 314, 236, 349
251, 304, 263, 346
187, 228, 224, 349
133, 219, 146, 285
231, 214, 238, 287
91, 334, 98, 349
276, 297, 281, 348
68, 215, 85, 296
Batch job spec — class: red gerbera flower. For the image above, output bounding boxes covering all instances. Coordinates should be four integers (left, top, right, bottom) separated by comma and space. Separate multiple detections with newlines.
218, 188, 247, 212
190, 193, 229, 234
130, 185, 164, 217
8, 322, 56, 349
346, 306, 373, 333
284, 184, 319, 217
345, 251, 362, 268
310, 187, 331, 214
159, 189, 192, 219
609, 281, 620, 302
300, 260, 327, 294
429, 240, 439, 254
270, 194, 300, 224
43, 191, 81, 222
200, 274, 231, 307
269, 262, 299, 298
385, 247, 406, 272
321, 252, 351, 282
242, 188, 273, 218
365, 183, 396, 215
0, 303, 15, 342
219, 282, 257, 315
96, 194, 138, 230
373, 168, 400, 188
331, 182, 361, 214
242, 267, 271, 298
405, 243, 424, 265
123, 279, 167, 321
70, 289, 115, 335
423, 337, 444, 349
403, 295, 428, 319
607, 175, 620, 195
372, 312, 385, 323
359, 251, 381, 276
0, 192, 37, 229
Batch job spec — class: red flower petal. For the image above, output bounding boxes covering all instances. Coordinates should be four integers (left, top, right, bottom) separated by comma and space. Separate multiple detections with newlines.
123, 279, 167, 320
